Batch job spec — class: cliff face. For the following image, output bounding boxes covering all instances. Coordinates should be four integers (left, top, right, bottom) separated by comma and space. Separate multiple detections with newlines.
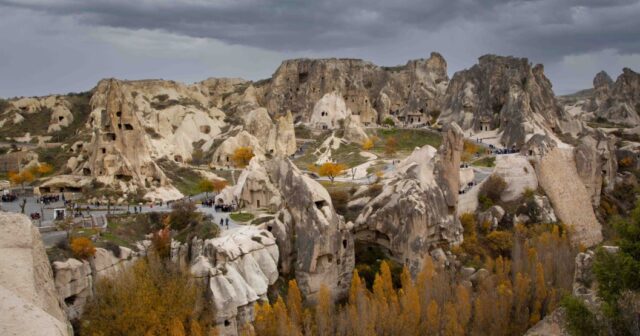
0, 212, 71, 336
440, 55, 569, 147
589, 68, 640, 125
259, 52, 448, 126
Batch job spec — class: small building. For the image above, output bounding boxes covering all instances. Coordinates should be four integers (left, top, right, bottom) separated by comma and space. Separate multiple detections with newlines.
479, 117, 492, 132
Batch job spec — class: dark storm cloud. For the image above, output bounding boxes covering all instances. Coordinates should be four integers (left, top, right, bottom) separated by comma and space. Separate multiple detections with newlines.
2, 0, 639, 61
1, 0, 639, 96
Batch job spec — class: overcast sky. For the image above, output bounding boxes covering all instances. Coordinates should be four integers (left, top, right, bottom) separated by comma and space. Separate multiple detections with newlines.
1, 0, 639, 98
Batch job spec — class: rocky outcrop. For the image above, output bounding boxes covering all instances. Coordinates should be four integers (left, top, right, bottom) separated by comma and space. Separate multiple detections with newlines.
264, 159, 354, 300
523, 308, 569, 336
212, 130, 264, 166
589, 68, 640, 125
477, 205, 505, 230
52, 246, 135, 320
493, 154, 538, 202
234, 157, 282, 211
435, 122, 465, 207
190, 226, 278, 336
0, 212, 71, 336
536, 148, 602, 246
351, 127, 464, 274
574, 131, 617, 206
259, 53, 448, 126
440, 55, 571, 147
7, 96, 75, 133
244, 108, 296, 156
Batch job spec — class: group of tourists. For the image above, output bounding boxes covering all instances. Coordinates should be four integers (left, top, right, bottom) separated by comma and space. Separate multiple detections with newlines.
1, 193, 17, 202
38, 194, 62, 205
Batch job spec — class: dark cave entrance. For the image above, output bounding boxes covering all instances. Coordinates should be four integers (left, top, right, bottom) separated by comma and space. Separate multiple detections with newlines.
353, 230, 403, 289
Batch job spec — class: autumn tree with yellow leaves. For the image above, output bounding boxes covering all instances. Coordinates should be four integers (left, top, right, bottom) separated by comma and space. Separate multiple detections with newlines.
317, 162, 347, 183
232, 146, 255, 168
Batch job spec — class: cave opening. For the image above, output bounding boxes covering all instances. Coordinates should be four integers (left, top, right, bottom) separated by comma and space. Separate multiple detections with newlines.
353, 237, 403, 289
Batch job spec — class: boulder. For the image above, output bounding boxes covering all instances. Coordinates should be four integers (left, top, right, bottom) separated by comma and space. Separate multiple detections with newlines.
493, 154, 538, 202
52, 259, 93, 320
574, 131, 617, 206
477, 205, 505, 230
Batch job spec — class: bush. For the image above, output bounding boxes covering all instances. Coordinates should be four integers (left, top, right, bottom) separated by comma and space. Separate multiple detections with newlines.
479, 175, 507, 205
382, 117, 395, 127
168, 201, 200, 230
561, 296, 600, 336
70, 237, 96, 260
486, 230, 513, 256
328, 189, 349, 215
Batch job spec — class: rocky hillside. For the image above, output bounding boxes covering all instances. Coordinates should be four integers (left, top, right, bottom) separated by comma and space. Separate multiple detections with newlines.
439, 55, 579, 147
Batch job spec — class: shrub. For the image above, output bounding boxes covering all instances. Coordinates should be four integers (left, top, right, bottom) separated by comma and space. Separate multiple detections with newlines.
486, 230, 513, 256
561, 295, 600, 336
168, 201, 200, 231
70, 237, 96, 260
479, 175, 506, 204
328, 189, 349, 215
151, 227, 171, 259
382, 117, 395, 127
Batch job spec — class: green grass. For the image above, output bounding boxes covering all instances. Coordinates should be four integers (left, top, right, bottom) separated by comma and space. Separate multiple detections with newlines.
35, 146, 74, 174
369, 128, 442, 155
230, 212, 255, 222
157, 159, 203, 195
471, 156, 496, 167
105, 213, 160, 248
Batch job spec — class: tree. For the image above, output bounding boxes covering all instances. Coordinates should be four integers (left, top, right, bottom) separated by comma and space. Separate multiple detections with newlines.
81, 256, 206, 336
382, 117, 395, 127
384, 137, 398, 156
70, 237, 96, 259
56, 216, 74, 240
232, 147, 255, 168
8, 170, 34, 192
317, 162, 347, 182
36, 162, 54, 175
212, 179, 228, 194
362, 137, 375, 150
287, 280, 304, 329
197, 179, 215, 198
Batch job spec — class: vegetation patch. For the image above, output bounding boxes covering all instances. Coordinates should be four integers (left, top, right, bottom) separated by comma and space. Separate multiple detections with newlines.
157, 158, 202, 195
230, 212, 255, 222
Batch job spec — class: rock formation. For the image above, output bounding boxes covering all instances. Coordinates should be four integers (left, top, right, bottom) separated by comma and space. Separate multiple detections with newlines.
259, 53, 448, 126
190, 226, 279, 336
492, 154, 538, 202
439, 55, 573, 147
0, 212, 71, 336
588, 68, 640, 125
244, 108, 296, 156
536, 147, 602, 246
212, 130, 264, 166
263, 159, 355, 300
351, 124, 464, 274
234, 157, 282, 211
574, 131, 617, 206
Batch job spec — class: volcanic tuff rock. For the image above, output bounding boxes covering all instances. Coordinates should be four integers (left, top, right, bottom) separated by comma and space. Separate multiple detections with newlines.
536, 147, 602, 246
190, 226, 279, 336
439, 55, 571, 147
352, 125, 464, 274
0, 95, 75, 134
0, 212, 71, 336
574, 131, 617, 206
588, 68, 640, 125
263, 158, 355, 300
244, 107, 296, 156
259, 53, 448, 126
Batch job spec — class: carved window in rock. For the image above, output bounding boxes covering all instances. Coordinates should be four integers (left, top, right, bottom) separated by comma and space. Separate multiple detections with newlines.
200, 125, 211, 134
104, 133, 116, 141
116, 111, 122, 117
123, 124, 134, 130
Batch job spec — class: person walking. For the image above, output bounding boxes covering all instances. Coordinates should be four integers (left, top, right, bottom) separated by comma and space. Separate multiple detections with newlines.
225, 217, 229, 230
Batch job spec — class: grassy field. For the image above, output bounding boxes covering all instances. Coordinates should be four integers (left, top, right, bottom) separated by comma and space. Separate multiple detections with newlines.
368, 128, 442, 156
471, 156, 496, 167
157, 159, 203, 196
230, 212, 255, 222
